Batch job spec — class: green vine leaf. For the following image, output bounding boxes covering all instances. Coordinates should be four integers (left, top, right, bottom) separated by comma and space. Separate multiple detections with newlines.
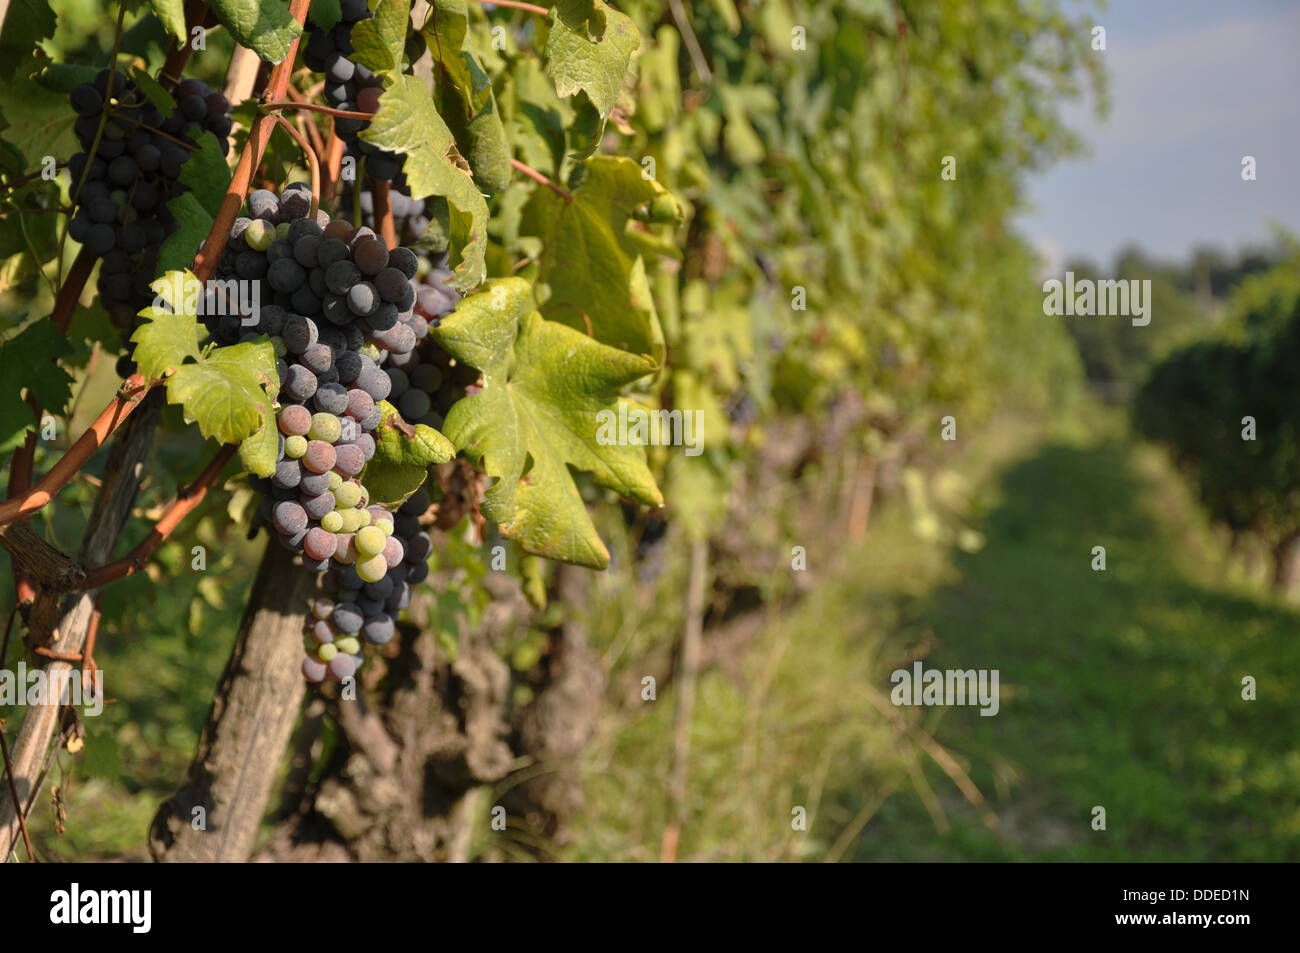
522, 155, 677, 362
237, 404, 279, 477
208, 0, 304, 64
308, 0, 342, 32
0, 319, 74, 454
129, 65, 178, 115
156, 192, 213, 275
178, 131, 234, 218
422, 0, 511, 194
361, 74, 488, 290
146, 0, 189, 49
350, 0, 409, 75
544, 0, 639, 157
0, 0, 57, 83
360, 399, 455, 505
432, 277, 662, 570
0, 55, 79, 173
132, 271, 279, 449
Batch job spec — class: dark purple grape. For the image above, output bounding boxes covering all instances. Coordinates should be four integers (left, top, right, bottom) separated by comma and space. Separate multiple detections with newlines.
273, 501, 308, 536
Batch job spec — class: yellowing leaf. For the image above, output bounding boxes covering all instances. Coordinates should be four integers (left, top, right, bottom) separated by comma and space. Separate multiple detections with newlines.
433, 277, 661, 569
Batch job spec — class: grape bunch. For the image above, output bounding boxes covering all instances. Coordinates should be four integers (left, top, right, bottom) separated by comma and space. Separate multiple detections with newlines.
300, 487, 434, 683
300, 0, 405, 181
65, 69, 231, 373
217, 186, 436, 682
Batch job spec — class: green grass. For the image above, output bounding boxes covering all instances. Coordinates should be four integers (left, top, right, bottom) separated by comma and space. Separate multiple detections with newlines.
568, 411, 1300, 861
859, 428, 1300, 861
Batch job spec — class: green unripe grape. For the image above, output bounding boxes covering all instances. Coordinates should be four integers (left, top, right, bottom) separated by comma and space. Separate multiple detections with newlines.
328, 471, 343, 490
321, 511, 344, 533
335, 637, 360, 656
308, 413, 342, 443
338, 507, 364, 533
245, 219, 274, 251
334, 482, 362, 508
270, 336, 287, 358
373, 515, 394, 536
355, 525, 386, 557
356, 554, 388, 583
318, 643, 338, 661
355, 508, 371, 528
359, 343, 382, 362
284, 435, 307, 458
275, 221, 292, 240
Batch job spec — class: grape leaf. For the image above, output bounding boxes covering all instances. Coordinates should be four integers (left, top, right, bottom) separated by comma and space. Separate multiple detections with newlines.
0, 58, 79, 172
167, 342, 278, 444
208, 0, 304, 64
146, 0, 188, 48
131, 273, 204, 379
350, 0, 409, 75
35, 62, 97, 93
0, 0, 57, 82
133, 272, 279, 446
237, 404, 279, 477
544, 0, 639, 156
130, 66, 178, 114
360, 74, 487, 290
178, 132, 233, 218
0, 319, 74, 454
308, 0, 341, 32
157, 192, 213, 275
432, 277, 662, 569
422, 0, 510, 194
361, 399, 455, 505
521, 155, 675, 361
0, 179, 60, 261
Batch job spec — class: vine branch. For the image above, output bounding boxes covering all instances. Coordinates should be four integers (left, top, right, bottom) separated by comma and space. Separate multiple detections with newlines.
193, 0, 313, 284
82, 444, 237, 589
372, 179, 398, 247
0, 376, 155, 527
510, 158, 573, 200
272, 116, 321, 218
468, 0, 550, 15
259, 101, 373, 121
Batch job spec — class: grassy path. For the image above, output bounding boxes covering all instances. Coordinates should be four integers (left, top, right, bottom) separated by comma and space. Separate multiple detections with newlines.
857, 429, 1300, 861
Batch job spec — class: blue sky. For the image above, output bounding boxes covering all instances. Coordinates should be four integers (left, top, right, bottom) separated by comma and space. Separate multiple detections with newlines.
1018, 0, 1300, 274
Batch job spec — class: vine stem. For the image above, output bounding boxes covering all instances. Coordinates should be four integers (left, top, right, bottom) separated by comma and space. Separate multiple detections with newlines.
158, 0, 207, 86
0, 726, 34, 862
372, 179, 398, 247
272, 116, 320, 219
260, 101, 374, 121
81, 444, 236, 589
321, 124, 344, 203
107, 111, 200, 152
1, 167, 65, 192
193, 0, 314, 284
468, 0, 550, 14
0, 207, 69, 218
285, 84, 327, 163
0, 377, 155, 527
668, 0, 713, 85
510, 158, 573, 200
53, 247, 97, 334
